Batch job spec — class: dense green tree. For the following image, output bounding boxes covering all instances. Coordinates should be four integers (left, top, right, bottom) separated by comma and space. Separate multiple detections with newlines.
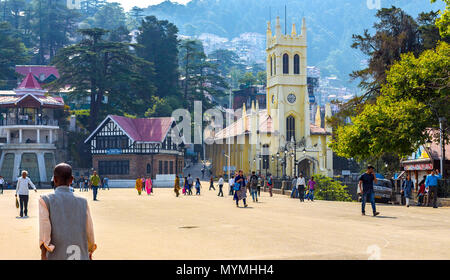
208, 49, 242, 76
238, 72, 257, 87
350, 7, 423, 98
256, 71, 266, 86
47, 28, 154, 132
0, 21, 28, 89
136, 16, 180, 97
431, 0, 450, 37
30, 0, 80, 64
179, 39, 228, 109
331, 42, 449, 159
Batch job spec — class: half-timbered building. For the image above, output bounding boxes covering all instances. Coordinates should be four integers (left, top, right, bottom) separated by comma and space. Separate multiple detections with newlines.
85, 115, 184, 179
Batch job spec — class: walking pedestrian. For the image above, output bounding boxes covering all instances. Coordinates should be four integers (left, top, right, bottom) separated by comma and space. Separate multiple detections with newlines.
228, 175, 235, 196
145, 177, 152, 195
402, 174, 414, 207
0, 175, 4, 194
39, 163, 97, 260
358, 166, 380, 216
249, 171, 259, 202
209, 176, 215, 191
135, 176, 143, 195
15, 170, 37, 218
297, 173, 306, 202
233, 170, 248, 207
425, 169, 442, 208
174, 175, 181, 197
195, 178, 201, 195
187, 174, 194, 195
267, 174, 273, 197
291, 176, 298, 198
217, 175, 224, 197
307, 176, 316, 201
183, 177, 188, 195
90, 171, 101, 201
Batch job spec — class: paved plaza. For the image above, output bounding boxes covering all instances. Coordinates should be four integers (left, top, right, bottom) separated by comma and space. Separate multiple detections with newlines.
1, 183, 450, 260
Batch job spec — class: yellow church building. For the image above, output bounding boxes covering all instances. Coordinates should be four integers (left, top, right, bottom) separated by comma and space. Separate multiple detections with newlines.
206, 17, 333, 178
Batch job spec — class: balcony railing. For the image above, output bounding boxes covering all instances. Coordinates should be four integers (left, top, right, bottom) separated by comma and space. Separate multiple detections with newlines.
0, 119, 59, 126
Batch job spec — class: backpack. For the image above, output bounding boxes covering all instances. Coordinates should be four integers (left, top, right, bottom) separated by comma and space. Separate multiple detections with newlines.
250, 176, 258, 188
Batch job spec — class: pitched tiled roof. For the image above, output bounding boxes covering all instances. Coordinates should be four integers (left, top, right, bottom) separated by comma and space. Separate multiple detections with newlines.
16, 65, 60, 81
214, 110, 274, 140
18, 73, 42, 90
85, 115, 174, 143
0, 93, 64, 107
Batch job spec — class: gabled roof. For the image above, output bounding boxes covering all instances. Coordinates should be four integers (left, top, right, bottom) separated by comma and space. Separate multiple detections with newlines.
85, 115, 175, 144
18, 73, 42, 90
16, 65, 60, 81
0, 93, 64, 107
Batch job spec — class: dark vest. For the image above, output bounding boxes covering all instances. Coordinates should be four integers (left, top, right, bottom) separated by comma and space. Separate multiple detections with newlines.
41, 187, 89, 260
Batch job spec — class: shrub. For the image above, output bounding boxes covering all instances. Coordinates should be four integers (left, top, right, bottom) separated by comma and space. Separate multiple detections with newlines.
313, 174, 353, 202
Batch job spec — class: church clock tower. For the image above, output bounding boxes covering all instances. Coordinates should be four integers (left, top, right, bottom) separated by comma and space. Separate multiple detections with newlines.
266, 16, 309, 146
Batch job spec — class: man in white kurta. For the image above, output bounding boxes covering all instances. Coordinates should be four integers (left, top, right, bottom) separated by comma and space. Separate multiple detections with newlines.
15, 171, 37, 217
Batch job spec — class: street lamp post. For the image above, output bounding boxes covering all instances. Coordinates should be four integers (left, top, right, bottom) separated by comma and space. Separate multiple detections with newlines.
439, 117, 446, 178
276, 153, 280, 178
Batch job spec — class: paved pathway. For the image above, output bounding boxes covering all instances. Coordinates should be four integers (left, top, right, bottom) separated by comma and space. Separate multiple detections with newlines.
1, 185, 449, 260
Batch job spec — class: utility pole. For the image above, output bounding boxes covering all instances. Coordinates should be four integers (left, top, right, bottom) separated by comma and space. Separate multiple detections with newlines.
440, 117, 446, 178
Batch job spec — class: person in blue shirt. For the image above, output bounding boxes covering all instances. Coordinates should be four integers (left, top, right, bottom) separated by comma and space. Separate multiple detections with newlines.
425, 169, 442, 208
358, 166, 380, 217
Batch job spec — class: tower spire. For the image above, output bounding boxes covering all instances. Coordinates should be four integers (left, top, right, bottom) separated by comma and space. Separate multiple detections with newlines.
291, 23, 297, 36
275, 16, 281, 37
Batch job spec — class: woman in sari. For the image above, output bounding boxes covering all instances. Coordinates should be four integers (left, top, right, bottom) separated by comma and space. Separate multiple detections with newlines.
183, 177, 188, 195
145, 177, 153, 195
135, 177, 143, 195
174, 176, 181, 197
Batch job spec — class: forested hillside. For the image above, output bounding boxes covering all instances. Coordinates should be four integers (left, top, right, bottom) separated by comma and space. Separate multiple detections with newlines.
142, 0, 444, 85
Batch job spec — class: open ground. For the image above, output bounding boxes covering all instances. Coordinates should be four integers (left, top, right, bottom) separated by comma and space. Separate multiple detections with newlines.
1, 183, 449, 260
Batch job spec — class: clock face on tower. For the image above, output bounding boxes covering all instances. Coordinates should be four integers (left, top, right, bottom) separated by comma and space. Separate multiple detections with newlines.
287, 93, 296, 104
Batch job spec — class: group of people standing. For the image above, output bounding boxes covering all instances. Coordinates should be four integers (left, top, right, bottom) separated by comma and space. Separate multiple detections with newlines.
135, 176, 153, 195
290, 173, 316, 202
401, 169, 442, 208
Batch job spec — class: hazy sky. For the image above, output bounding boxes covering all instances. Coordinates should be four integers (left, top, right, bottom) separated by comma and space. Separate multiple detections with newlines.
109, 0, 191, 11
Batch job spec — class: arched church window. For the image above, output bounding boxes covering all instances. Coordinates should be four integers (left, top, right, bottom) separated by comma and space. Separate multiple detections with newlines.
147, 164, 151, 174
286, 116, 295, 141
270, 57, 273, 76
283, 54, 289, 74
294, 54, 300, 74
273, 56, 276, 75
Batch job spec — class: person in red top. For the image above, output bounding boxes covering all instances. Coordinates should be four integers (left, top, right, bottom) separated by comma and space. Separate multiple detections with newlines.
417, 175, 426, 206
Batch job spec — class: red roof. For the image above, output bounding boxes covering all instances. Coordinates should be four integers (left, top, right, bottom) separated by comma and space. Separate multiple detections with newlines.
16, 65, 60, 81
0, 93, 64, 108
18, 73, 42, 90
109, 115, 174, 143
